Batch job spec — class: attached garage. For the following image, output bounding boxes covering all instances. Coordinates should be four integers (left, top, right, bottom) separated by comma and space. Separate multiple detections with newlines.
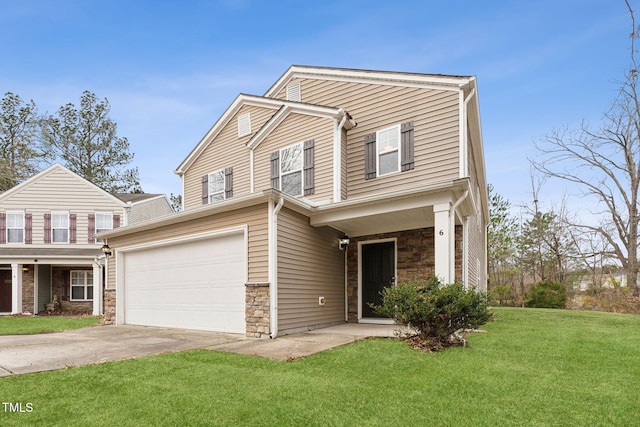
117, 228, 247, 333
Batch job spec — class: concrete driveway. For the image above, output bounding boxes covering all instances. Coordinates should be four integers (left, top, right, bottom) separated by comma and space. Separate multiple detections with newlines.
0, 323, 401, 376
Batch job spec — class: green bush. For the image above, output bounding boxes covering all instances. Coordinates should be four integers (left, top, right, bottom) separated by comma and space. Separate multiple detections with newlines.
373, 277, 493, 349
525, 280, 567, 308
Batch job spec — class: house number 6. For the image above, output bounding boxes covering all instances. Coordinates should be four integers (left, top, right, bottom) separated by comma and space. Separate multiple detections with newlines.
439, 230, 444, 236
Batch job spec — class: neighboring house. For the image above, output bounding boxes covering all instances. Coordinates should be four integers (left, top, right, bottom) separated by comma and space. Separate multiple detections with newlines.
0, 164, 173, 316
100, 65, 489, 338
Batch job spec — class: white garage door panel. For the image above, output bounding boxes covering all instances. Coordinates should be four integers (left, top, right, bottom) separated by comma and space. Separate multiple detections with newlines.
123, 232, 246, 333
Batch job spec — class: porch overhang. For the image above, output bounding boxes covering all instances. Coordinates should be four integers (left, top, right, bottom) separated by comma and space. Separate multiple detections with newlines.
0, 247, 102, 266
309, 179, 473, 236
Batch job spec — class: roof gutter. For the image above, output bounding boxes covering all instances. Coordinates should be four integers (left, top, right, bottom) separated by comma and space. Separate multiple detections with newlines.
269, 196, 284, 339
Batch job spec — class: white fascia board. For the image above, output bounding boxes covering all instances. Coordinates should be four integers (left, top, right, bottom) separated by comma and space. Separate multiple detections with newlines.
174, 94, 282, 175
246, 104, 343, 150
265, 65, 472, 98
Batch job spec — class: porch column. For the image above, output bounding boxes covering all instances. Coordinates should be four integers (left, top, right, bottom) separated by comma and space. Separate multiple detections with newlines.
434, 203, 452, 284
11, 263, 22, 314
92, 262, 102, 316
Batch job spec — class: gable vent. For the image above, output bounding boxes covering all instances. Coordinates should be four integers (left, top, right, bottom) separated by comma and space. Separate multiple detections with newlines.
286, 83, 301, 102
237, 113, 251, 137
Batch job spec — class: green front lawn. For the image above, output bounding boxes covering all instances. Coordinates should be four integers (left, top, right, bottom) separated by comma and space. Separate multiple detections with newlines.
0, 315, 100, 335
1, 308, 639, 426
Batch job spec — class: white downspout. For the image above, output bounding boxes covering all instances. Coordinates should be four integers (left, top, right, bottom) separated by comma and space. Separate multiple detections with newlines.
269, 196, 284, 339
333, 110, 348, 203
450, 190, 469, 284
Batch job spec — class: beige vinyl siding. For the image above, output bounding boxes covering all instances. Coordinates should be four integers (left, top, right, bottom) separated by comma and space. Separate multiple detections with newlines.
0, 166, 126, 245
183, 105, 277, 210
106, 203, 269, 287
277, 207, 344, 333
273, 78, 460, 199
253, 113, 335, 203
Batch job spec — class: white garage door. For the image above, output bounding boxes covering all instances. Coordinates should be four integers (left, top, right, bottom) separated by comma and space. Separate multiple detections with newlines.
122, 232, 246, 333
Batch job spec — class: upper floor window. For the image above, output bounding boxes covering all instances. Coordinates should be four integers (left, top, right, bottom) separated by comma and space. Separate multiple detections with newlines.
201, 168, 233, 205
377, 125, 400, 176
95, 212, 113, 243
364, 121, 414, 180
6, 212, 24, 243
52, 212, 69, 243
70, 270, 93, 301
237, 113, 251, 137
280, 142, 303, 196
270, 140, 315, 197
208, 170, 225, 202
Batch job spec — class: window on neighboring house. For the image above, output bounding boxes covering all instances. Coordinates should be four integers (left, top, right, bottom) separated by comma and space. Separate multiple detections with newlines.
280, 142, 303, 196
70, 270, 93, 301
95, 213, 113, 243
286, 82, 301, 102
238, 113, 251, 137
377, 125, 400, 176
52, 212, 69, 243
6, 212, 24, 243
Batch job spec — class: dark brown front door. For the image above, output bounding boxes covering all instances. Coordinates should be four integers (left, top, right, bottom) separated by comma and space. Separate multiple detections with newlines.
0, 270, 12, 312
362, 241, 395, 318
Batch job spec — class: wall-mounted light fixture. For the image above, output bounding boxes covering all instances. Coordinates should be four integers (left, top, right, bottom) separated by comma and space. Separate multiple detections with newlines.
101, 243, 112, 257
22, 266, 29, 273
339, 235, 350, 251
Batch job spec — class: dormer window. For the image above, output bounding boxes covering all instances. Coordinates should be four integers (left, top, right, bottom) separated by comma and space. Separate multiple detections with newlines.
238, 113, 251, 137
286, 82, 301, 102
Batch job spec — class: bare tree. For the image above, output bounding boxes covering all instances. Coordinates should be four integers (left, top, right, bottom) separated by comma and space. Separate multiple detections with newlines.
532, 1, 640, 295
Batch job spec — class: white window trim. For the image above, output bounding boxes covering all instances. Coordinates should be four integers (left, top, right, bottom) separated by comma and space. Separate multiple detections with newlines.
70, 270, 93, 302
279, 142, 304, 197
95, 212, 113, 243
238, 112, 251, 137
376, 124, 401, 177
6, 211, 24, 244
51, 211, 69, 244
208, 169, 226, 203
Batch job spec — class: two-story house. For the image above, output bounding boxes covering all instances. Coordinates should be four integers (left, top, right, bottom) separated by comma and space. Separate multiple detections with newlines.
0, 164, 173, 316
100, 65, 488, 338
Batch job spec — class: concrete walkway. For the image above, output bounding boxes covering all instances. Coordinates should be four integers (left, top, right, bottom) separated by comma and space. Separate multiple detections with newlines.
0, 323, 403, 376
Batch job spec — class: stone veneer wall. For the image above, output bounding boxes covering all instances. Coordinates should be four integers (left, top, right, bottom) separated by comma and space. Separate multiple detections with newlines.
245, 283, 270, 338
21, 268, 34, 313
103, 289, 116, 324
346, 226, 463, 323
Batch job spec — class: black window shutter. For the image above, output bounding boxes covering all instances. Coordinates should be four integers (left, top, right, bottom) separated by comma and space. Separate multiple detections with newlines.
270, 151, 280, 189
201, 174, 209, 205
401, 121, 415, 171
364, 132, 377, 180
224, 167, 233, 199
303, 139, 315, 195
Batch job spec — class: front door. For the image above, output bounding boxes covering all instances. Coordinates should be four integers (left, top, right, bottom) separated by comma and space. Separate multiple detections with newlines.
0, 270, 12, 312
361, 241, 395, 318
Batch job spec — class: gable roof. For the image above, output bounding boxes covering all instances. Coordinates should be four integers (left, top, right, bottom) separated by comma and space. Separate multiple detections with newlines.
0, 163, 128, 207
264, 65, 475, 98
174, 94, 349, 175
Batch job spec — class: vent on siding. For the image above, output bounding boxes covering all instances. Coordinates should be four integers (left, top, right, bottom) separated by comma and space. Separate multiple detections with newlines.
237, 113, 251, 137
286, 83, 301, 102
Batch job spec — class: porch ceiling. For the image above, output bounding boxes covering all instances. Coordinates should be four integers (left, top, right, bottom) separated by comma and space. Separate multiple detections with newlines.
309, 184, 464, 237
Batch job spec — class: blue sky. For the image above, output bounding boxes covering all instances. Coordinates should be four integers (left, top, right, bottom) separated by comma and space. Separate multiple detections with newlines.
0, 0, 632, 210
